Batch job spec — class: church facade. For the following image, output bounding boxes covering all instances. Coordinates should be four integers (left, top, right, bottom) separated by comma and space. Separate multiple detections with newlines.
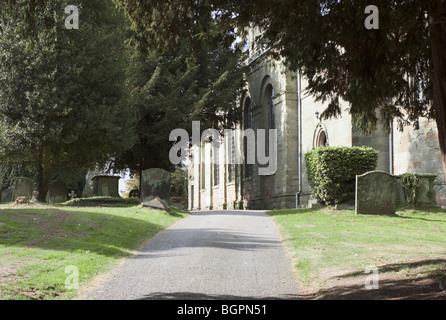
187, 31, 446, 211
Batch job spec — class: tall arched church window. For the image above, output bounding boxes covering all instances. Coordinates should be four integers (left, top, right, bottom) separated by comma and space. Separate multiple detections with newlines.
228, 133, 235, 182
266, 84, 275, 129
201, 141, 206, 188
244, 97, 253, 178
213, 144, 220, 186
244, 98, 253, 129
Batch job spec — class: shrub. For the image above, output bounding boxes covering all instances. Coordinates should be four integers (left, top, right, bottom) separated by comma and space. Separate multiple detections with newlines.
305, 146, 378, 205
400, 173, 422, 207
399, 173, 437, 207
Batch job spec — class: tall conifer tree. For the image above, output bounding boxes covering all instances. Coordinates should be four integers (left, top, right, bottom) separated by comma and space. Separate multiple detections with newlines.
0, 0, 135, 200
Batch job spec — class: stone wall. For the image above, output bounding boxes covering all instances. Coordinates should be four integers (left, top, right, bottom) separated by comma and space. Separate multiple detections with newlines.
392, 117, 446, 206
238, 55, 297, 209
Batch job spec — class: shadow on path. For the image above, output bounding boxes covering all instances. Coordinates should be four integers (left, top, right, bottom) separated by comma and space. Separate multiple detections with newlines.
137, 292, 300, 300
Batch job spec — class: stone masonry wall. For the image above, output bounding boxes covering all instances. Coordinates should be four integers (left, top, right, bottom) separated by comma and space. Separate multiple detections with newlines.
392, 117, 446, 206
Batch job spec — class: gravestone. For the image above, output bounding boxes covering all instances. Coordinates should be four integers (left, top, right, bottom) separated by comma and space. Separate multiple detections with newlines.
1, 186, 14, 202
2, 178, 39, 202
69, 190, 77, 200
355, 170, 397, 215
14, 177, 35, 201
142, 197, 169, 210
46, 181, 68, 204
91, 175, 120, 197
140, 168, 171, 204
2, 177, 35, 202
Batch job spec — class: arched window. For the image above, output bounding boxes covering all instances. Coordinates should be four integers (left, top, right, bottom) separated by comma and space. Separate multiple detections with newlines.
201, 141, 206, 188
243, 97, 253, 178
244, 98, 253, 129
313, 124, 329, 148
317, 131, 327, 147
266, 84, 274, 129
228, 132, 235, 182
213, 144, 220, 186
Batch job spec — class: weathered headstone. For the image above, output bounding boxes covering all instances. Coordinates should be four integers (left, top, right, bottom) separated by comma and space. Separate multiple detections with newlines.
1, 177, 35, 202
1, 186, 14, 202
14, 177, 35, 201
140, 168, 171, 204
141, 197, 169, 211
46, 180, 68, 204
355, 170, 397, 215
91, 175, 120, 197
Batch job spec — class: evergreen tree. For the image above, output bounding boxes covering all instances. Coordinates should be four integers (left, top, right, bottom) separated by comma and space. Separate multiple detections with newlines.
112, 35, 245, 175
0, 0, 136, 201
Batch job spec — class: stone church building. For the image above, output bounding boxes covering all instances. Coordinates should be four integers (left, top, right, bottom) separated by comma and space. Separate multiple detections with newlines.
187, 30, 446, 211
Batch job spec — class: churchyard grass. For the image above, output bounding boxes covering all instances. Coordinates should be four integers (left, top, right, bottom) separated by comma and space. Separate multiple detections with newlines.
0, 199, 188, 299
268, 206, 446, 298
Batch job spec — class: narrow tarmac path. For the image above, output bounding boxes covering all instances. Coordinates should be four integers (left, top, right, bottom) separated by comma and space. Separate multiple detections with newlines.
83, 210, 300, 300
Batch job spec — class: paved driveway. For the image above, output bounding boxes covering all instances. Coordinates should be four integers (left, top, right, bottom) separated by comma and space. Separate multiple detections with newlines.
83, 210, 300, 300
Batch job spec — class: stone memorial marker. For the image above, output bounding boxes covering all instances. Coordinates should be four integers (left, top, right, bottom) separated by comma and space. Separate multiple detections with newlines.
1, 186, 14, 202
142, 197, 169, 210
141, 196, 171, 214
92, 175, 121, 197
140, 168, 171, 204
14, 177, 35, 201
355, 170, 397, 215
46, 180, 68, 204
1, 177, 35, 202
69, 190, 77, 200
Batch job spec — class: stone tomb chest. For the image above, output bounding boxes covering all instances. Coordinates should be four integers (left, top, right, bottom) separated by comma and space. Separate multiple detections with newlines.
91, 175, 120, 197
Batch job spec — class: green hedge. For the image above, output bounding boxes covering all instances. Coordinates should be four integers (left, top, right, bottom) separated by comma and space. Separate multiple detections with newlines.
398, 173, 437, 207
305, 146, 378, 205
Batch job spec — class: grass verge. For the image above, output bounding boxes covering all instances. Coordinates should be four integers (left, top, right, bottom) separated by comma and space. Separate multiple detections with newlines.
268, 206, 446, 299
0, 198, 188, 300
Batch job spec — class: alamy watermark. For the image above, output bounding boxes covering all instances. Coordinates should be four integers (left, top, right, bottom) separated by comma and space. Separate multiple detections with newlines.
64, 5, 79, 29
169, 121, 277, 176
64, 4, 378, 31
364, 265, 379, 290
65, 265, 79, 290
364, 5, 379, 30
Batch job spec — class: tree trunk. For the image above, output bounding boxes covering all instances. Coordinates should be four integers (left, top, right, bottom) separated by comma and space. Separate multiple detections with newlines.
36, 146, 52, 202
428, 0, 446, 182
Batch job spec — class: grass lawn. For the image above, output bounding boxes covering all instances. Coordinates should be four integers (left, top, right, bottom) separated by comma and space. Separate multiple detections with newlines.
0, 197, 188, 300
268, 206, 446, 300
